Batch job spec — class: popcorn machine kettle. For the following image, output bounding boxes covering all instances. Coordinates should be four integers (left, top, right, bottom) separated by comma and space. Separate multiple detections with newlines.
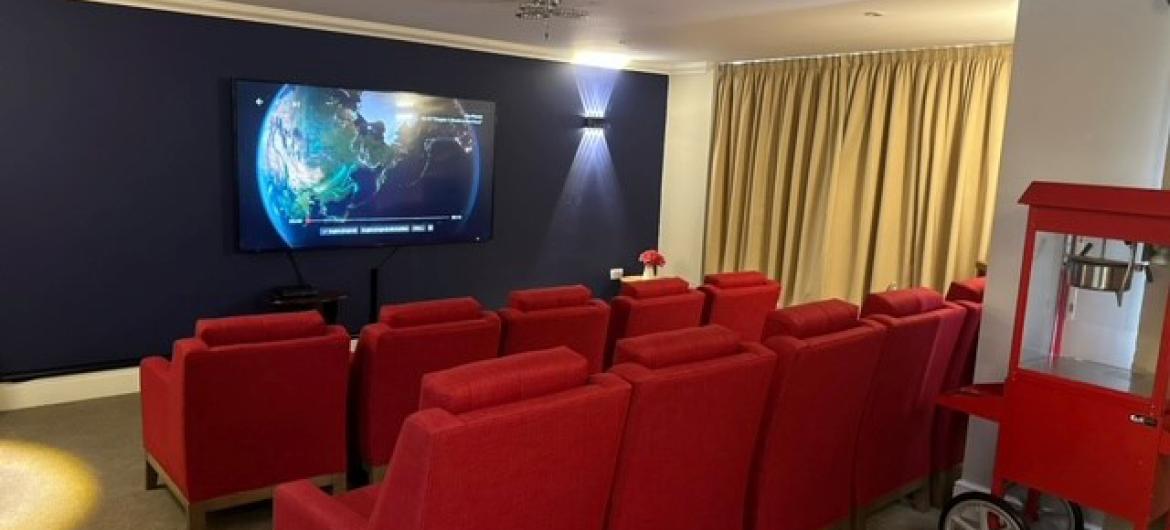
938, 182, 1170, 530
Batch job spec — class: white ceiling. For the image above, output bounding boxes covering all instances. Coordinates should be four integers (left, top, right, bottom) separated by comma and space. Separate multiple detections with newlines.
152, 0, 1020, 68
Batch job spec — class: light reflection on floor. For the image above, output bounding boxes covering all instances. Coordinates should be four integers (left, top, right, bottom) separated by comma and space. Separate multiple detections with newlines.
0, 440, 100, 530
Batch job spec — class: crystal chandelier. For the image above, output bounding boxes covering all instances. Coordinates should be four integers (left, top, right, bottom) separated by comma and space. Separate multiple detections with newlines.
515, 0, 588, 40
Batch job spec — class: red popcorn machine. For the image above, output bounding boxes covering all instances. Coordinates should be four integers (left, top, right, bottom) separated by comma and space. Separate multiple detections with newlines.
939, 182, 1170, 530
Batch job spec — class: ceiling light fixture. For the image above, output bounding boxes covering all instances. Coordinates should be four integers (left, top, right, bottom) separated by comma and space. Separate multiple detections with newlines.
573, 51, 632, 70
516, 0, 588, 41
863, 11, 885, 17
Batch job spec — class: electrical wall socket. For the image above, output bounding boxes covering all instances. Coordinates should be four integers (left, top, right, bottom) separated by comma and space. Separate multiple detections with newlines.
609, 268, 624, 280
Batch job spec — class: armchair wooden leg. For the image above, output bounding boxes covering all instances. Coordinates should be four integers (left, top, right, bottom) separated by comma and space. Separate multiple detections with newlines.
828, 518, 855, 530
369, 465, 387, 483
186, 503, 206, 530
930, 467, 961, 508
851, 508, 867, 530
911, 484, 931, 512
330, 472, 348, 495
145, 458, 162, 490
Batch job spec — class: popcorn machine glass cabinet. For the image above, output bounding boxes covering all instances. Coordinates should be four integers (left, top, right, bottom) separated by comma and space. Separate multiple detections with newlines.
1018, 231, 1170, 399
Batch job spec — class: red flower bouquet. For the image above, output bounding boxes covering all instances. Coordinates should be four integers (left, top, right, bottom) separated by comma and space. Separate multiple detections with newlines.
639, 250, 666, 267
639, 249, 666, 277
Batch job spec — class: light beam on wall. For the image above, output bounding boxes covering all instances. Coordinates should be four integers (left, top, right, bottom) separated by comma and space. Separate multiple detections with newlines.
570, 127, 617, 185
534, 127, 624, 274
530, 65, 626, 278
0, 440, 100, 530
568, 65, 621, 214
567, 65, 621, 222
568, 64, 620, 206
575, 66, 619, 121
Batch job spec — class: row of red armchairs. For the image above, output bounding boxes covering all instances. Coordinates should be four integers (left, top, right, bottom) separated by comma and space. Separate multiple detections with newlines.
354, 272, 781, 473
141, 271, 780, 528
140, 272, 985, 530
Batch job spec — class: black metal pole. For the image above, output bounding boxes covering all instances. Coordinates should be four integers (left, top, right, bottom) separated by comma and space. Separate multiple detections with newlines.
369, 247, 400, 323
368, 267, 380, 324
285, 250, 308, 287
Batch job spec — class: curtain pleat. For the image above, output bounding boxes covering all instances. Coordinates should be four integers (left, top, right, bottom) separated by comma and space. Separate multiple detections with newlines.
705, 45, 1012, 305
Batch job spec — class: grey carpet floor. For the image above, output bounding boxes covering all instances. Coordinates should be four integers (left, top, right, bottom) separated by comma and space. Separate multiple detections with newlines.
0, 394, 938, 529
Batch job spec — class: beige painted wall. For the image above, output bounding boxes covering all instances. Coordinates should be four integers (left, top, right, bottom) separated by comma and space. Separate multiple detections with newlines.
658, 69, 716, 285
961, 3, 1170, 527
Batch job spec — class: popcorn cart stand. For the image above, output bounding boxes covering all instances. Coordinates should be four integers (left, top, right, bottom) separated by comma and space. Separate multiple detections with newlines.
939, 182, 1170, 530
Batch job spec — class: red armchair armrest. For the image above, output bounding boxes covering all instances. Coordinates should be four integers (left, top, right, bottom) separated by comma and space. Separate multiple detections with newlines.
275, 480, 366, 530
140, 356, 172, 397
140, 337, 205, 494
140, 355, 179, 473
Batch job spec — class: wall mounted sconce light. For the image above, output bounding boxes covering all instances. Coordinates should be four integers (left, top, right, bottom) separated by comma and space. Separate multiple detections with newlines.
583, 116, 608, 130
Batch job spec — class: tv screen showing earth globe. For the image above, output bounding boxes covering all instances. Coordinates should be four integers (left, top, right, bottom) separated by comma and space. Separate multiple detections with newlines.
234, 80, 495, 251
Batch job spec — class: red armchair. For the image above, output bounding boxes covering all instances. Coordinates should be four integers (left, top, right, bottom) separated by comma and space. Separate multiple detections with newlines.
351, 297, 500, 477
931, 278, 987, 502
606, 325, 775, 530
275, 347, 632, 530
140, 311, 350, 530
607, 277, 705, 365
749, 299, 885, 530
945, 276, 986, 304
699, 271, 782, 341
499, 285, 610, 373
854, 288, 967, 514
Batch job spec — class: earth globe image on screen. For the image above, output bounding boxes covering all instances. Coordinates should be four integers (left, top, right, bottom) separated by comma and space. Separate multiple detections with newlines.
255, 84, 482, 247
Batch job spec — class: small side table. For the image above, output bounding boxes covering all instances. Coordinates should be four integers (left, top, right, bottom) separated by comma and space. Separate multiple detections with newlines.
619, 275, 675, 284
268, 290, 348, 324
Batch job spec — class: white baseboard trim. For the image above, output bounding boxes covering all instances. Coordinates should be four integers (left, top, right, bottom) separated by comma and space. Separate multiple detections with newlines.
0, 367, 140, 412
952, 478, 990, 495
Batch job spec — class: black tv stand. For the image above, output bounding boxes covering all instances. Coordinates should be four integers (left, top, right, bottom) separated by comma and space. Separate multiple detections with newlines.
268, 289, 347, 324
266, 250, 341, 322
273, 284, 319, 299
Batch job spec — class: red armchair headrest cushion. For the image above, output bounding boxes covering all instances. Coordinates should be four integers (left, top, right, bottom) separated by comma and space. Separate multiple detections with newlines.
620, 277, 691, 299
194, 311, 325, 347
768, 299, 859, 339
861, 287, 945, 318
946, 277, 987, 303
379, 297, 484, 328
704, 271, 770, 289
419, 347, 589, 414
615, 325, 741, 369
508, 285, 593, 312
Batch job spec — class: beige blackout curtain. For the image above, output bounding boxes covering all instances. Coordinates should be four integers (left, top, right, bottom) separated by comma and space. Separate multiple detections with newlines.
705, 45, 1012, 305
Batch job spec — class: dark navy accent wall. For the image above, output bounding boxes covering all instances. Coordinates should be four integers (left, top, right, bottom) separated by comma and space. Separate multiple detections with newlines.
0, 0, 667, 379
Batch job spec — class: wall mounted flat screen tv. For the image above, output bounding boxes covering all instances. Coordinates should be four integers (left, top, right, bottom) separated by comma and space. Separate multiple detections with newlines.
234, 80, 495, 251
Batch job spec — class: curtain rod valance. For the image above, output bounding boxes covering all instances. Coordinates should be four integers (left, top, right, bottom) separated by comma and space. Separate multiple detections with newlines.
722, 43, 1013, 69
